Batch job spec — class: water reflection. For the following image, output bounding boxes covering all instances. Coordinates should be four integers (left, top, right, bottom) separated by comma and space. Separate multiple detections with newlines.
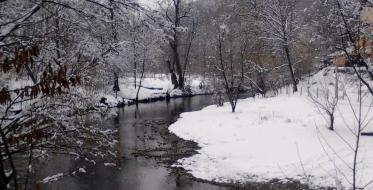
35, 96, 231, 190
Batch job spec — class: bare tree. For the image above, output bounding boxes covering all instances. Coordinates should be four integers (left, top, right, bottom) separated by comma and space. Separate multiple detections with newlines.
0, 1, 145, 188
0, 47, 119, 189
182, 19, 196, 82
347, 79, 373, 190
160, 0, 191, 89
310, 68, 340, 131
316, 68, 373, 190
214, 27, 245, 113
256, 0, 300, 92
135, 52, 146, 104
130, 17, 140, 88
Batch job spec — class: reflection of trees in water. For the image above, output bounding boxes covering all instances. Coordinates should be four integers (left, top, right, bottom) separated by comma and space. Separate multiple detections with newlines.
114, 113, 120, 126
134, 104, 142, 119
176, 169, 181, 188
31, 96, 221, 190
172, 168, 195, 189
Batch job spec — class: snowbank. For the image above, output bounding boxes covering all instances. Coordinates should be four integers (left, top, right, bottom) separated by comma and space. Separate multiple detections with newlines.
169, 68, 373, 189
99, 75, 212, 107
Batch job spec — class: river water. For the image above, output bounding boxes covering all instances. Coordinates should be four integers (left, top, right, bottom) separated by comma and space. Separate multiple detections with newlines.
35, 95, 232, 190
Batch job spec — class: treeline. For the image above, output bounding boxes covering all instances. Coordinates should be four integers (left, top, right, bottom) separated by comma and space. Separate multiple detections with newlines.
1, 0, 373, 189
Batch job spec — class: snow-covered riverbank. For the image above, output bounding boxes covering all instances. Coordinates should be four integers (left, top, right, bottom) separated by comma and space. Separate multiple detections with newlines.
169, 68, 373, 189
99, 75, 212, 107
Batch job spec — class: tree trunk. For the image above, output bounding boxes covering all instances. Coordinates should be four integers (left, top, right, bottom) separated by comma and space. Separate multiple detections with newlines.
335, 66, 339, 99
135, 57, 146, 103
167, 60, 179, 89
172, 42, 184, 89
133, 36, 138, 88
134, 58, 137, 88
329, 114, 334, 131
230, 101, 236, 113
284, 45, 298, 92
352, 81, 363, 190
227, 94, 236, 113
171, 73, 178, 89
170, 0, 184, 90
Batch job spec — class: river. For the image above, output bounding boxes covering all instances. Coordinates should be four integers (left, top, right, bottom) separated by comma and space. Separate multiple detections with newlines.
34, 95, 232, 190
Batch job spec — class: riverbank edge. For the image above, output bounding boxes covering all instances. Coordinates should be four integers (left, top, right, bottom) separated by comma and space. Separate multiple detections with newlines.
129, 96, 327, 190
163, 125, 327, 190
99, 91, 214, 108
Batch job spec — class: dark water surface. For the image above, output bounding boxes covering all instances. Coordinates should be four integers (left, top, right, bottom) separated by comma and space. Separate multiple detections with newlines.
35, 96, 232, 190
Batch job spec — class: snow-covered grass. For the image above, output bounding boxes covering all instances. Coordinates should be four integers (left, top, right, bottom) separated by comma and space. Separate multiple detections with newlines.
100, 74, 212, 107
169, 67, 373, 189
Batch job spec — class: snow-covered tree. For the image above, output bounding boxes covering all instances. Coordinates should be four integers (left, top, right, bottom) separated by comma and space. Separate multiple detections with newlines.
159, 0, 193, 89
0, 0, 145, 188
310, 0, 373, 96
255, 0, 301, 93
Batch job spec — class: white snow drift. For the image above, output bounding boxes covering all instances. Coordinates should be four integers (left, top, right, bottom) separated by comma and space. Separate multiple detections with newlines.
169, 68, 373, 189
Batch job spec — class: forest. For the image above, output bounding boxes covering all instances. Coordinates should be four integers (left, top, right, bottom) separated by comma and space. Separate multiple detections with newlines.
1, 0, 373, 189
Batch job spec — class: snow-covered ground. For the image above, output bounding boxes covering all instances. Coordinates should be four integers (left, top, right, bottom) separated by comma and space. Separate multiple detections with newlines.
169, 67, 373, 189
100, 74, 212, 107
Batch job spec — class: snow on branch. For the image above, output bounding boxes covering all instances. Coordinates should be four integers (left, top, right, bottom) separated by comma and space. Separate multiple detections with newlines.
0, 4, 41, 42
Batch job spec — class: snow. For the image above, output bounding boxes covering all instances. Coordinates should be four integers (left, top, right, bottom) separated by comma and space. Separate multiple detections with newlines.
104, 163, 117, 167
0, 78, 35, 112
169, 67, 373, 189
4, 78, 34, 89
138, 0, 157, 9
78, 168, 86, 173
40, 173, 64, 184
100, 95, 130, 108
118, 75, 210, 99
118, 76, 173, 100
100, 74, 212, 107
0, 5, 41, 39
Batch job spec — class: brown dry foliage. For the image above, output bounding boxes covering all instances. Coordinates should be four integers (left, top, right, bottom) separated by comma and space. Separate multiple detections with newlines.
0, 45, 81, 105
0, 88, 11, 105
